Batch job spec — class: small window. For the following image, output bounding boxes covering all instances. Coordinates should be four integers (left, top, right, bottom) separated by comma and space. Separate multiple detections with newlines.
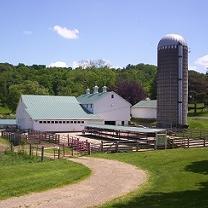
78, 121, 80, 124
81, 121, 84, 123
51, 121, 55, 124
74, 121, 77, 124
47, 121, 50, 124
111, 94, 114, 98
63, 121, 66, 124
67, 121, 70, 124
39, 121, 42, 124
55, 121, 58, 124
59, 121, 62, 124
90, 104, 93, 108
70, 121, 73, 123
43, 121, 46, 124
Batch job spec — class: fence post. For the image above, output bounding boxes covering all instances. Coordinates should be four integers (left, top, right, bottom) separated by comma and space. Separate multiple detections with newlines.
115, 141, 119, 152
29, 143, 32, 156
68, 137, 70, 146
63, 144, 65, 156
71, 145, 74, 156
41, 146, 44, 162
10, 142, 13, 152
136, 140, 139, 152
58, 147, 60, 159
87, 142, 91, 155
101, 141, 103, 152
203, 138, 206, 147
187, 137, 190, 148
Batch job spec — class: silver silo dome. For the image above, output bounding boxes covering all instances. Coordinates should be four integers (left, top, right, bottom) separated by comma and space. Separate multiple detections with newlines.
157, 34, 188, 128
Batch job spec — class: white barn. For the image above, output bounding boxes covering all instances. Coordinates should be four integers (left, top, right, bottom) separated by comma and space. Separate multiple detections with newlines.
131, 99, 157, 119
77, 86, 131, 126
16, 95, 103, 132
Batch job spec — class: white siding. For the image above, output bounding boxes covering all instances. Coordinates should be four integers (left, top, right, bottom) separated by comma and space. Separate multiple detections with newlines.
32, 119, 103, 132
131, 107, 157, 119
16, 100, 33, 130
94, 92, 131, 125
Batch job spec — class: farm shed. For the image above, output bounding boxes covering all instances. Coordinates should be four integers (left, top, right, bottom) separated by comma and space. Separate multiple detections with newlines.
131, 99, 157, 119
77, 86, 131, 126
16, 95, 103, 132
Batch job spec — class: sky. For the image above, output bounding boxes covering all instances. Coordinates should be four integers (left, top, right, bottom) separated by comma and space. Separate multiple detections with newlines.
0, 0, 208, 73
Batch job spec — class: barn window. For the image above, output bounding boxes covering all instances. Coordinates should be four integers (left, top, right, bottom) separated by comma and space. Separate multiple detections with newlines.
47, 121, 50, 124
59, 121, 62, 124
81, 121, 84, 123
78, 121, 80, 123
67, 121, 70, 123
39, 121, 42, 123
43, 121, 46, 124
55, 121, 58, 124
74, 121, 77, 124
111, 94, 114, 98
51, 121, 55, 124
71, 121, 73, 123
63, 121, 66, 124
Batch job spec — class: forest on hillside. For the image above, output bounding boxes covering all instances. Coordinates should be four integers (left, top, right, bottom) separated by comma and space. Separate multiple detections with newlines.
0, 63, 207, 113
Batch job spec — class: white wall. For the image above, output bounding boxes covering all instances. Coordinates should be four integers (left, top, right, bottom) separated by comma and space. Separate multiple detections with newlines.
131, 107, 157, 119
94, 92, 131, 124
16, 100, 33, 130
32, 119, 103, 132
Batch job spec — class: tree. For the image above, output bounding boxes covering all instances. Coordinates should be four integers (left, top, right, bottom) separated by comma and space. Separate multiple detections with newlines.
7, 80, 49, 111
111, 80, 147, 105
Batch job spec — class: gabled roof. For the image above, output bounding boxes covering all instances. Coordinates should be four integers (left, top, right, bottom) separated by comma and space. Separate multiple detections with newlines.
132, 100, 157, 108
20, 95, 101, 120
77, 92, 110, 104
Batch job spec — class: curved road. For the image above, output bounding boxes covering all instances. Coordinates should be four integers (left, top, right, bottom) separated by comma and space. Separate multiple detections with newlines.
0, 157, 147, 208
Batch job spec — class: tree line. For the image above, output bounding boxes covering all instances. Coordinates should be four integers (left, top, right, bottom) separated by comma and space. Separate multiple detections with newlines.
0, 63, 207, 112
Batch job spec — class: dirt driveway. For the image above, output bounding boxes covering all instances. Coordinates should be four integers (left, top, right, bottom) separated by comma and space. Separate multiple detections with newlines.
0, 157, 147, 208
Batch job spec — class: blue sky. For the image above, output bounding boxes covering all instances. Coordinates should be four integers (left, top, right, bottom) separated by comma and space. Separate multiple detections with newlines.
0, 0, 208, 73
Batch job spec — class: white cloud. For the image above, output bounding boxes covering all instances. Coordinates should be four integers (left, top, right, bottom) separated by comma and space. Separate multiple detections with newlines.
53, 25, 79, 39
48, 61, 68, 68
23, 30, 32, 35
190, 54, 208, 73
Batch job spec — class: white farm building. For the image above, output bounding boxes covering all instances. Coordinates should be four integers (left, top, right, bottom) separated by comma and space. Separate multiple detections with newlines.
77, 86, 131, 126
131, 99, 157, 119
16, 95, 103, 132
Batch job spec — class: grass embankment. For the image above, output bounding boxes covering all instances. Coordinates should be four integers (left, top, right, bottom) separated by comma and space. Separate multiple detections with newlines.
0, 151, 90, 200
95, 148, 208, 208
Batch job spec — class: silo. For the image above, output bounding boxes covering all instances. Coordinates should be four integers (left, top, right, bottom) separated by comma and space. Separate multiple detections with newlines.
157, 34, 188, 128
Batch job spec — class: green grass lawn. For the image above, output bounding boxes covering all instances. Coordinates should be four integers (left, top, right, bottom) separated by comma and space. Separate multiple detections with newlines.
188, 117, 208, 130
0, 151, 90, 200
94, 148, 208, 208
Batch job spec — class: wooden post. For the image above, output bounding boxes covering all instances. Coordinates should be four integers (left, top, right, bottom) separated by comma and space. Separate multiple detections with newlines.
71, 145, 74, 156
58, 147, 60, 159
115, 141, 119, 152
41, 146, 44, 162
10, 142, 13, 152
68, 137, 70, 146
29, 144, 32, 156
63, 144, 65, 156
187, 137, 190, 148
136, 139, 139, 152
101, 141, 103, 152
87, 142, 91, 155
203, 138, 206, 147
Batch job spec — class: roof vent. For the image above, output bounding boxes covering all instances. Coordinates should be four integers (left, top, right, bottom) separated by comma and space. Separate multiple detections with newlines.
93, 85, 99, 94
86, 88, 90, 95
102, 86, 107, 93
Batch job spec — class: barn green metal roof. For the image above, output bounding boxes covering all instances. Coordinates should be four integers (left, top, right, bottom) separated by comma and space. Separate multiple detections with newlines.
21, 95, 101, 120
132, 100, 157, 108
85, 124, 166, 134
77, 92, 108, 104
